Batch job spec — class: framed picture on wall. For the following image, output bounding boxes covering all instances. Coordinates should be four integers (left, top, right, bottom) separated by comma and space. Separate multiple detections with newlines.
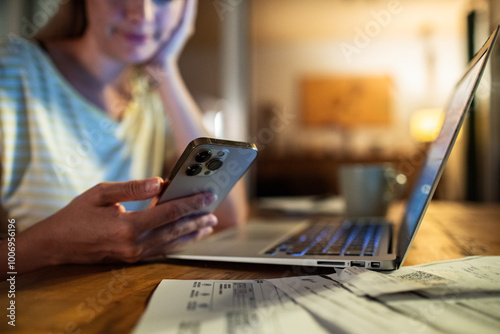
301, 75, 393, 127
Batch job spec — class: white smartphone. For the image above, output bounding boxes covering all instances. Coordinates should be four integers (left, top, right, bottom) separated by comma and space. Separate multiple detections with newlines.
151, 137, 258, 213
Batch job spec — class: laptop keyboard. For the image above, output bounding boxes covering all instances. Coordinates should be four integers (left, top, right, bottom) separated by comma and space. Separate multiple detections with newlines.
264, 218, 386, 257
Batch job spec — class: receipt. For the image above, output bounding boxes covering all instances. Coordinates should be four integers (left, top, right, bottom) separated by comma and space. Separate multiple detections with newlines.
267, 275, 440, 334
324, 257, 500, 333
328, 256, 500, 297
389, 256, 500, 296
133, 279, 329, 334
377, 292, 500, 334
327, 266, 429, 297
134, 257, 500, 334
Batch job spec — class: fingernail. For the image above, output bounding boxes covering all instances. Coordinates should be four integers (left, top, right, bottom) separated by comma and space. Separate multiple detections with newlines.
146, 179, 161, 194
202, 192, 218, 207
206, 215, 218, 227
199, 226, 213, 238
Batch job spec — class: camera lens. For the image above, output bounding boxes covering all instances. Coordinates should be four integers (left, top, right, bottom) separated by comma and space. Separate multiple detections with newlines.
207, 158, 223, 171
186, 164, 202, 176
195, 150, 212, 163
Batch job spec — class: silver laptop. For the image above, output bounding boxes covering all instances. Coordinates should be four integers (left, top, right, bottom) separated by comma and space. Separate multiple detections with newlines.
166, 26, 499, 270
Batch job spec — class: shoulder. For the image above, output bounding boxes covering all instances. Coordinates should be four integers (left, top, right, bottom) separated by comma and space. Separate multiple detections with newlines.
0, 36, 58, 91
0, 35, 40, 61
0, 36, 48, 81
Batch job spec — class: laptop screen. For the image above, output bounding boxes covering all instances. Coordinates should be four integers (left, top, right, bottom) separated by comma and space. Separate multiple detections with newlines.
396, 26, 498, 267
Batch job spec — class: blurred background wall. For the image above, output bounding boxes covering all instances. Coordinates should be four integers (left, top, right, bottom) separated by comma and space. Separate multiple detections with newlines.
1, 0, 499, 202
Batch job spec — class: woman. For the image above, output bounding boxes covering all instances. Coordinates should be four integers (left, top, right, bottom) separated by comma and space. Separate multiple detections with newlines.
0, 0, 248, 279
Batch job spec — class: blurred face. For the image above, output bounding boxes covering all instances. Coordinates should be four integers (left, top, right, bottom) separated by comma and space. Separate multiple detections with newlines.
84, 0, 184, 64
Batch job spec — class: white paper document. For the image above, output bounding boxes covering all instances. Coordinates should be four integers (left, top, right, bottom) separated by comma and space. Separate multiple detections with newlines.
328, 256, 500, 297
328, 256, 500, 334
267, 275, 441, 334
133, 279, 329, 334
327, 266, 429, 297
377, 292, 500, 334
389, 256, 500, 296
134, 257, 500, 334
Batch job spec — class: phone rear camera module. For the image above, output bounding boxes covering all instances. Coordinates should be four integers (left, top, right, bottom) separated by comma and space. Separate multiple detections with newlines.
207, 158, 223, 171
186, 164, 202, 176
195, 150, 212, 163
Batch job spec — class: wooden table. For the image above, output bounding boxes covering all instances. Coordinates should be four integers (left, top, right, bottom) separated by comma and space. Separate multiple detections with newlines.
1, 201, 499, 333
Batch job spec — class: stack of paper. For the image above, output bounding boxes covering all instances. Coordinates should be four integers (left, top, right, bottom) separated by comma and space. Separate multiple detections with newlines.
133, 256, 500, 334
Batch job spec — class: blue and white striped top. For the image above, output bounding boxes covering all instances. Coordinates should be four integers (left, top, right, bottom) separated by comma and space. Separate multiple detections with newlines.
0, 36, 168, 231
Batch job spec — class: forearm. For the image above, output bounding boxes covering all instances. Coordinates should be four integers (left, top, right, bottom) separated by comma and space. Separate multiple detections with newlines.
1, 177, 227, 280
149, 60, 249, 228
150, 59, 208, 152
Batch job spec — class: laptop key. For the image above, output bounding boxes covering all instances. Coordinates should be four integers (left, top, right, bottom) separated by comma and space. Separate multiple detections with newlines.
344, 225, 368, 255
362, 225, 382, 256
266, 219, 385, 257
305, 242, 330, 255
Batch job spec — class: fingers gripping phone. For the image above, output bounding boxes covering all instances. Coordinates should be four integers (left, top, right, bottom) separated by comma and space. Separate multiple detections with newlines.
151, 137, 258, 213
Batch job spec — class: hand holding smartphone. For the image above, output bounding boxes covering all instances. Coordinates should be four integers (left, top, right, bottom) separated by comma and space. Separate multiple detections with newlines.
151, 137, 258, 213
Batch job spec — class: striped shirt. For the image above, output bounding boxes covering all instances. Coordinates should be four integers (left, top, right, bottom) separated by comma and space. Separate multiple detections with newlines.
0, 36, 168, 231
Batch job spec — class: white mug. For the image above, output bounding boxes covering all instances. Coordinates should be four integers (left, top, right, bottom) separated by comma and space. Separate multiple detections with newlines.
339, 163, 406, 217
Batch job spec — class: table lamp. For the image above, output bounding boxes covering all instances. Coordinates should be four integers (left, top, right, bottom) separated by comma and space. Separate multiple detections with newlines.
410, 108, 444, 143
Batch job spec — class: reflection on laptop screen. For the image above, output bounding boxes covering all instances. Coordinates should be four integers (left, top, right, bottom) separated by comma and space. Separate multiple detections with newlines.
396, 34, 495, 266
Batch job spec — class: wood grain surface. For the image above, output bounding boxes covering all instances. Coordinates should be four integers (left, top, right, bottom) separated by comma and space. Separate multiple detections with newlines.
1, 201, 499, 333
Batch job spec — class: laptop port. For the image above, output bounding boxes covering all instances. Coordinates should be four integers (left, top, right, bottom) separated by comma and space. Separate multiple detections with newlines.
317, 261, 346, 266
371, 262, 381, 268
351, 261, 365, 267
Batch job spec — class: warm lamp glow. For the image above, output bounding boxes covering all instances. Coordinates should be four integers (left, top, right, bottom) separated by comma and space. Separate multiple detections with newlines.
410, 108, 444, 143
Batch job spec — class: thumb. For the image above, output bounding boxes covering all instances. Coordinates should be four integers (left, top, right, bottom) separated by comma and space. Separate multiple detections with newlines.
88, 178, 163, 206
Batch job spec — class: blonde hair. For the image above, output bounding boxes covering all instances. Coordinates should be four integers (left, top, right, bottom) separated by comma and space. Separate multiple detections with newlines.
34, 0, 86, 41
